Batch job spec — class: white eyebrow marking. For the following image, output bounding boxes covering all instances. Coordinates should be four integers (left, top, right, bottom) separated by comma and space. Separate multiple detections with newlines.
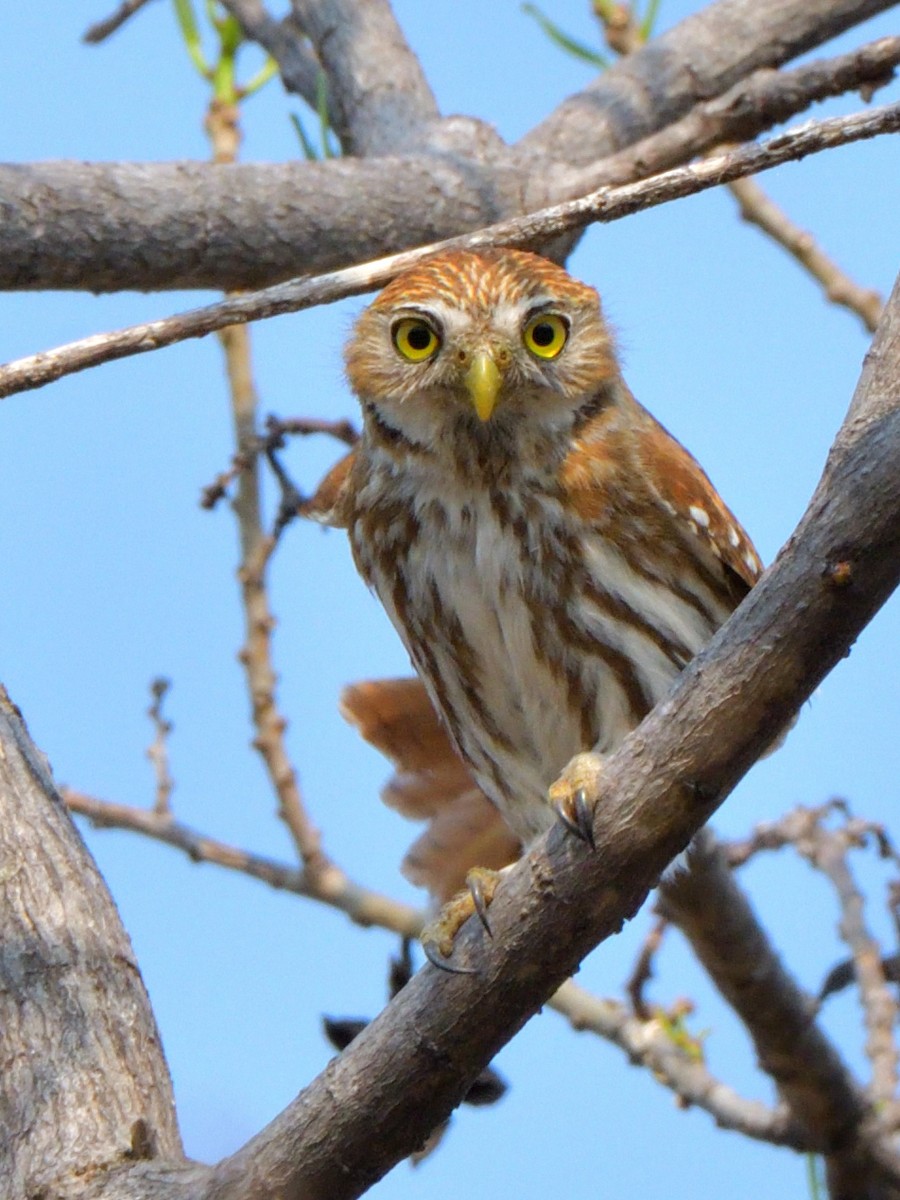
689, 505, 710, 528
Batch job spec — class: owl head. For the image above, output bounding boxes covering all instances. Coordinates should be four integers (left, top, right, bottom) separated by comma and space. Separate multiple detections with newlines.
345, 249, 620, 449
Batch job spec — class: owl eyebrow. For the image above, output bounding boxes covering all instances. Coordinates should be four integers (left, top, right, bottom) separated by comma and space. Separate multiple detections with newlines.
523, 300, 568, 322
389, 307, 444, 336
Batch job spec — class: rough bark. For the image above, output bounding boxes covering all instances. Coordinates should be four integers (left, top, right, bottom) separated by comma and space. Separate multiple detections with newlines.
0, 689, 183, 1198
521, 0, 899, 162
1, 0, 895, 293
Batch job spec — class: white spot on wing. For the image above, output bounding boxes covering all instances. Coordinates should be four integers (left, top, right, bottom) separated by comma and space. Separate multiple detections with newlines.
689, 505, 710, 528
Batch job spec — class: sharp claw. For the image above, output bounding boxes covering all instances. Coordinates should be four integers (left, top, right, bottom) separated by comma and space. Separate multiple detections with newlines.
573, 787, 597, 850
468, 874, 494, 938
421, 939, 478, 975
553, 786, 596, 849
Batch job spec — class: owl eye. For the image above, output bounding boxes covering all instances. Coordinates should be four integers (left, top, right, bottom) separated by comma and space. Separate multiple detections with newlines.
523, 313, 569, 360
392, 317, 441, 363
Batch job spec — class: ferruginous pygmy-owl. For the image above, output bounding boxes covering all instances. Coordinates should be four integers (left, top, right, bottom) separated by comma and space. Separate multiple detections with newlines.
305, 248, 761, 962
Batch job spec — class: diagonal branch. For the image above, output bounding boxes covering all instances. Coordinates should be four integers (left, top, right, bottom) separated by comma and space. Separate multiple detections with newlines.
521, 0, 900, 163
558, 34, 900, 198
191, 270, 900, 1200
2, 100, 897, 402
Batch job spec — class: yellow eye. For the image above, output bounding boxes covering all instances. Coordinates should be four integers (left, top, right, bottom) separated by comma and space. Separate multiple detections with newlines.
523, 313, 568, 360
392, 317, 441, 362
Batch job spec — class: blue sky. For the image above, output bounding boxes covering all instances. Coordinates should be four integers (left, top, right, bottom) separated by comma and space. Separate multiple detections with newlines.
1, 3, 898, 1196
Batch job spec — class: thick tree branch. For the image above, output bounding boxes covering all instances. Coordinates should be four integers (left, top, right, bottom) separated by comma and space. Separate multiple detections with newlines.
521, 0, 900, 163
0, 689, 183, 1197
4, 17, 897, 293
2, 102, 895, 402
288, 0, 439, 155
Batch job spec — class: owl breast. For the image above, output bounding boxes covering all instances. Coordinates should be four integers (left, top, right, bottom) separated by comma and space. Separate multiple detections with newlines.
349, 454, 721, 845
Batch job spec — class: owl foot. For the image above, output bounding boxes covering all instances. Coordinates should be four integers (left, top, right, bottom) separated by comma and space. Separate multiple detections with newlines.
548, 752, 605, 849
421, 867, 502, 974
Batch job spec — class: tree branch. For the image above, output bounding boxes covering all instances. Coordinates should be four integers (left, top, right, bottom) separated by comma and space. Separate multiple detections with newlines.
220, 0, 324, 112
0, 688, 183, 1197
63, 789, 423, 937
558, 34, 900, 198
5, 14, 897, 294
727, 173, 883, 331
658, 831, 900, 1193
2, 100, 896, 401
521, 0, 900, 163
549, 980, 813, 1149
288, 0, 440, 154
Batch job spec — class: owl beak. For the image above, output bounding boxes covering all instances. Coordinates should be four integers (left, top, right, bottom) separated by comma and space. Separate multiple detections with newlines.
465, 352, 503, 422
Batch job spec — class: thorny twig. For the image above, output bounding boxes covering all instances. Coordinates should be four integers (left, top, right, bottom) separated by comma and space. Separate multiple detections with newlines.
625, 913, 669, 1020
63, 787, 423, 936
82, 0, 156, 44
723, 802, 900, 1117
146, 677, 175, 816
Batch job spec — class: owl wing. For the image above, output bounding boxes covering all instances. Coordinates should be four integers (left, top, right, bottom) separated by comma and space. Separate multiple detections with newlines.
563, 396, 761, 613
636, 415, 762, 597
341, 679, 520, 902
301, 448, 357, 529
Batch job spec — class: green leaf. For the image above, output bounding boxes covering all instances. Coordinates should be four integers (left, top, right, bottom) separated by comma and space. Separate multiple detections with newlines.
805, 1155, 825, 1200
639, 0, 662, 41
521, 3, 609, 69
315, 70, 335, 158
242, 56, 278, 100
172, 0, 210, 78
289, 113, 321, 161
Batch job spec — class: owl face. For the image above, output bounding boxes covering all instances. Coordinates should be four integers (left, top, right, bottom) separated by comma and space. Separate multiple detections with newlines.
345, 250, 619, 448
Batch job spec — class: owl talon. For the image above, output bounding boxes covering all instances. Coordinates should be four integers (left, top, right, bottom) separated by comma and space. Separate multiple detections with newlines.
551, 787, 596, 848
421, 940, 478, 975
419, 867, 503, 971
467, 866, 500, 937
549, 753, 605, 849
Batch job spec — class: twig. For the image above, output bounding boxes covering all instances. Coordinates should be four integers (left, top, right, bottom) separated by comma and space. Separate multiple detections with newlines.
625, 914, 668, 1020
773, 806, 900, 1114
549, 979, 812, 1148
208, 90, 327, 875
82, 0, 157, 43
266, 415, 359, 446
2, 100, 897, 403
580, 8, 886, 336
727, 173, 883, 332
62, 788, 423, 937
146, 677, 174, 816
658, 830, 900, 1192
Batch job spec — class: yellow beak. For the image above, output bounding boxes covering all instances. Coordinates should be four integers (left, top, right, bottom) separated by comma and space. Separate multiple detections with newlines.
465, 352, 503, 422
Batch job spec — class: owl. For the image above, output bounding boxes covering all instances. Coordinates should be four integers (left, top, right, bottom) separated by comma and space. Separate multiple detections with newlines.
306, 249, 761, 962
